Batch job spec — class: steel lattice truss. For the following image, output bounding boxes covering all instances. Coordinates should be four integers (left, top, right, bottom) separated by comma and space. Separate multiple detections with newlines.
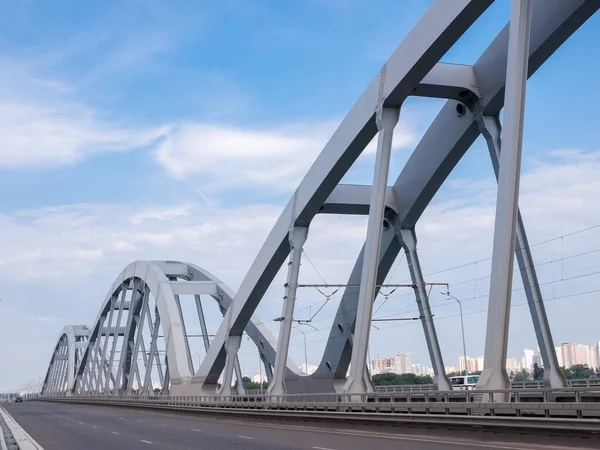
41, 0, 599, 397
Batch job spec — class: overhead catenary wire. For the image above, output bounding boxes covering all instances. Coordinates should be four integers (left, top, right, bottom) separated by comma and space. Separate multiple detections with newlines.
233, 223, 600, 357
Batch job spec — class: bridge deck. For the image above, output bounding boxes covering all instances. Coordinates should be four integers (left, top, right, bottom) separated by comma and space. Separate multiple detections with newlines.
4, 401, 600, 450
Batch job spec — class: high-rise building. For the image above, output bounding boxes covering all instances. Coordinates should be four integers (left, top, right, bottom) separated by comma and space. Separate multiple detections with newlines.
561, 342, 576, 367
523, 348, 535, 371
371, 357, 394, 374
589, 345, 599, 370
506, 357, 518, 372
445, 366, 458, 374
555, 347, 564, 367
458, 355, 468, 373
476, 356, 485, 372
393, 353, 412, 374
468, 358, 479, 373
575, 344, 591, 366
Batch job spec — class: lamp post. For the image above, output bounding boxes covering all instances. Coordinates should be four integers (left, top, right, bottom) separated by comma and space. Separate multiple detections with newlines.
441, 291, 468, 376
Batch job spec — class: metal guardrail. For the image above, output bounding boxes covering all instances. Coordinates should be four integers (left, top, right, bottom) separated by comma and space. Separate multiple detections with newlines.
373, 379, 600, 392
39, 392, 600, 434
0, 407, 43, 450
37, 386, 600, 432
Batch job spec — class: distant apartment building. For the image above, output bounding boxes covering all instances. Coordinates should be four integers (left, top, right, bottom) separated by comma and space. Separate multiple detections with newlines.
561, 342, 576, 367
522, 348, 535, 371
555, 346, 564, 367
559, 342, 599, 368
506, 357, 518, 372
371, 357, 394, 374
393, 353, 412, 374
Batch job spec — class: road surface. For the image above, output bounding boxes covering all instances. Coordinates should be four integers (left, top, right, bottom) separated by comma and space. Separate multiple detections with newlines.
2, 401, 596, 450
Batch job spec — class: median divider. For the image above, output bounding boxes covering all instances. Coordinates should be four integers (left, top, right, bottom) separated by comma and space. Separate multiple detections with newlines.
0, 407, 44, 450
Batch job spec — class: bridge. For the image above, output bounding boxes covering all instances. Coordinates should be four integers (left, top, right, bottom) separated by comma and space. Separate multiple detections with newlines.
2, 0, 600, 449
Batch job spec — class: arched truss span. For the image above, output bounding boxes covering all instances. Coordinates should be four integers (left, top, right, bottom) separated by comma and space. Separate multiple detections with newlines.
190, 0, 599, 395
41, 325, 90, 396
41, 1, 599, 397
289, 0, 600, 393
69, 261, 292, 396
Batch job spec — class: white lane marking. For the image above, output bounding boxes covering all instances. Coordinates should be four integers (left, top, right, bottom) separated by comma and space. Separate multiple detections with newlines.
78, 422, 83, 425
137, 420, 142, 423
191, 428, 202, 432
112, 431, 120, 435
52, 414, 56, 416
313, 447, 336, 450
140, 440, 152, 444
93, 426, 98, 429
161, 424, 167, 427
212, 418, 560, 450
67, 418, 71, 421
118, 417, 124, 420
238, 436, 254, 440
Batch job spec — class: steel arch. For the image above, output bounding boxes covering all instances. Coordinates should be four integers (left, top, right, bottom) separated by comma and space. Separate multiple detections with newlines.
191, 0, 599, 394
285, 0, 600, 393
39, 0, 599, 398
68, 261, 290, 396
41, 325, 90, 396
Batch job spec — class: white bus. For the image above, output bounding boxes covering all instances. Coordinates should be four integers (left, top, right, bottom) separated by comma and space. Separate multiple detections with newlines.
450, 375, 480, 390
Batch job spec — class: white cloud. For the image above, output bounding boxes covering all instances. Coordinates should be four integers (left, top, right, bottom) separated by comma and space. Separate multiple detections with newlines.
0, 100, 167, 169
154, 119, 416, 191
0, 58, 168, 170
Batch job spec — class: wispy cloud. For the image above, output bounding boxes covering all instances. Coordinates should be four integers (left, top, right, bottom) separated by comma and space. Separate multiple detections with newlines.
154, 119, 416, 192
0, 100, 167, 169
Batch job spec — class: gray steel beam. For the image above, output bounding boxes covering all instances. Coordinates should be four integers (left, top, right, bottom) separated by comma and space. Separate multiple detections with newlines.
400, 229, 451, 391
193, 0, 494, 392
395, 0, 599, 230
415, 63, 481, 100
320, 184, 399, 215
220, 335, 242, 396
298, 0, 597, 392
477, 114, 567, 388
345, 107, 399, 395
170, 281, 218, 296
269, 226, 309, 395
478, 0, 533, 394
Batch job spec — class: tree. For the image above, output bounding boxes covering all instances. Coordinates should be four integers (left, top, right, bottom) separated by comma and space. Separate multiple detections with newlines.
561, 365, 595, 380
533, 363, 544, 381
242, 379, 268, 390
570, 364, 595, 379
513, 372, 528, 381
372, 373, 433, 386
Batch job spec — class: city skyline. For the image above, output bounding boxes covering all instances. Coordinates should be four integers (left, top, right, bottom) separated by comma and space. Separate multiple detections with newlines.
371, 339, 600, 377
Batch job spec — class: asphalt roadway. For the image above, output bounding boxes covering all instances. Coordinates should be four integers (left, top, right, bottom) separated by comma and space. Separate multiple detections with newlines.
3, 401, 600, 450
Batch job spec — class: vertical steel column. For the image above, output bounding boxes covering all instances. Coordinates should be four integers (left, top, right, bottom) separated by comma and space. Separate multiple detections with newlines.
478, 114, 567, 388
268, 226, 309, 395
234, 357, 247, 395
261, 353, 274, 383
219, 335, 242, 396
142, 313, 161, 395
104, 285, 128, 394
400, 228, 452, 391
344, 106, 399, 395
479, 0, 533, 393
194, 295, 211, 352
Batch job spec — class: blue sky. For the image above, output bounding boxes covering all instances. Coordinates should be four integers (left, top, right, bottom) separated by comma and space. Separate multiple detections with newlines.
1, 0, 600, 390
